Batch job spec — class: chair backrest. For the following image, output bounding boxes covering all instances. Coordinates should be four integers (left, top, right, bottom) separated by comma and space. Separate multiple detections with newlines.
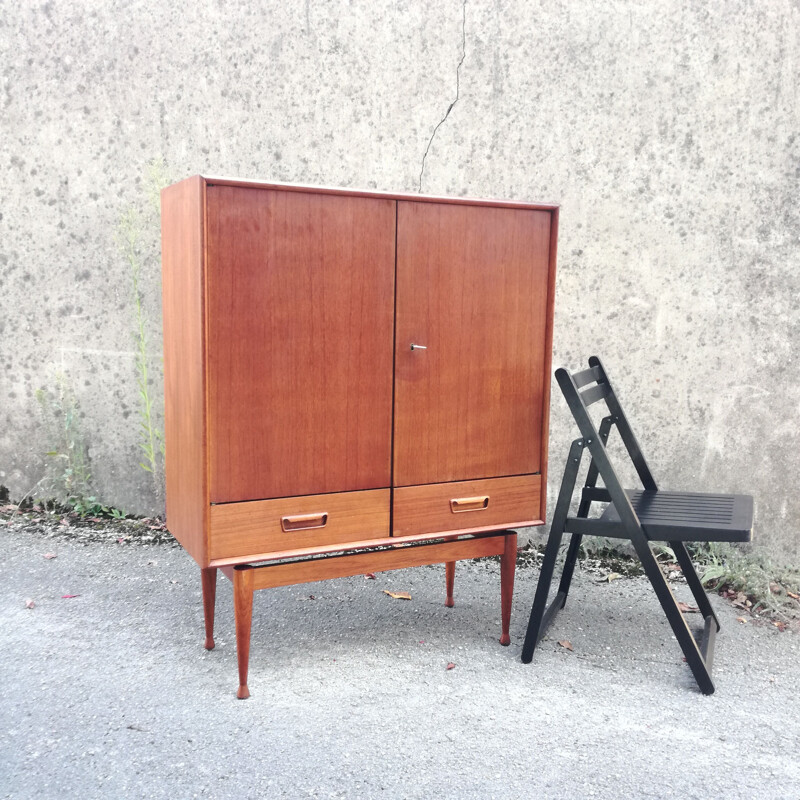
556, 356, 657, 526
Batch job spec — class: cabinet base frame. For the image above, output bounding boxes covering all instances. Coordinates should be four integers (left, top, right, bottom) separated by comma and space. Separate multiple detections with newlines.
200, 530, 518, 699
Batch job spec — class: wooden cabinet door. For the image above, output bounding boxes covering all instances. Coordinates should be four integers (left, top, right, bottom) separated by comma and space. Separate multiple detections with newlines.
393, 201, 552, 487
206, 186, 395, 503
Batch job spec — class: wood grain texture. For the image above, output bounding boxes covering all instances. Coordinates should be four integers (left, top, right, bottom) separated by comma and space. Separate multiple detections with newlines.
233, 566, 254, 699
205, 185, 395, 503
201, 567, 217, 650
392, 475, 541, 537
538, 207, 559, 523
208, 489, 390, 560
499, 532, 517, 645
393, 201, 553, 486
445, 561, 455, 607
199, 175, 559, 212
161, 175, 208, 566
249, 533, 508, 591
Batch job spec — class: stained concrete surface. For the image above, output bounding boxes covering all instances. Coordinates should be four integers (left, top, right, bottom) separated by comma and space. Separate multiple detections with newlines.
1, 2, 799, 562
1, 528, 798, 799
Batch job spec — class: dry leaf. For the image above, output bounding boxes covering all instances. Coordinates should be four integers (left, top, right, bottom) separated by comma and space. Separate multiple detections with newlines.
446, 662, 456, 670
61, 594, 80, 599
24, 598, 35, 609
736, 616, 748, 624
43, 553, 57, 560
364, 573, 377, 580
557, 640, 573, 651
676, 601, 699, 613
383, 590, 411, 600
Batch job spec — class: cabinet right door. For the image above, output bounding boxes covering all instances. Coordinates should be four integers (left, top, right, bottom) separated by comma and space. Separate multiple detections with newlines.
393, 200, 553, 488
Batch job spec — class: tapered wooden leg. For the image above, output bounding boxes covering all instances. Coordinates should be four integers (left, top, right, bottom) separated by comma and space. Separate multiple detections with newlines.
500, 532, 517, 646
233, 566, 255, 700
201, 567, 218, 650
445, 561, 455, 607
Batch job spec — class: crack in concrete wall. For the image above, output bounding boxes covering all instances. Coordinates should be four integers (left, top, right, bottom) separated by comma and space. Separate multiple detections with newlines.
418, 0, 467, 193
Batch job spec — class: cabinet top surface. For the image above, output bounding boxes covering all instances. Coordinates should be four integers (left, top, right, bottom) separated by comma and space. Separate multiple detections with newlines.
171, 174, 559, 212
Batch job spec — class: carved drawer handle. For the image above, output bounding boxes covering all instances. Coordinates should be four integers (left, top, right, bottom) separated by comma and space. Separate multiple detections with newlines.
281, 512, 329, 532
450, 496, 490, 513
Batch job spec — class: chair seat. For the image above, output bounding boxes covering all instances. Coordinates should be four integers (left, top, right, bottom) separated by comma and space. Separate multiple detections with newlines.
600, 489, 753, 543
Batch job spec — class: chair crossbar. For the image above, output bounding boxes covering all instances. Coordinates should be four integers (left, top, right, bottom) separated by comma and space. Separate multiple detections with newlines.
579, 382, 611, 406
522, 356, 754, 695
563, 517, 633, 538
572, 364, 604, 388
581, 486, 611, 503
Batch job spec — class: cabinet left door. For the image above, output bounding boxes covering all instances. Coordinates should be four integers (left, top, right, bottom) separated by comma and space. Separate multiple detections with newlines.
205, 185, 396, 504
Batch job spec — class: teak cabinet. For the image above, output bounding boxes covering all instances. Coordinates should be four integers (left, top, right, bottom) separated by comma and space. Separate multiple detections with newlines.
161, 175, 558, 697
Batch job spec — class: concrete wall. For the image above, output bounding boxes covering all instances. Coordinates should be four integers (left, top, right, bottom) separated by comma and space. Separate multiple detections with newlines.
1, 1, 798, 561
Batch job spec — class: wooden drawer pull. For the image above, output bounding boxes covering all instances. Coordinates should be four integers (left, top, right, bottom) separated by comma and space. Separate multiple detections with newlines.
450, 496, 490, 513
281, 512, 328, 532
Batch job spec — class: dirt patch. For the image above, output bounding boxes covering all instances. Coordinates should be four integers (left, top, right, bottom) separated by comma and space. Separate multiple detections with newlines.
0, 503, 176, 547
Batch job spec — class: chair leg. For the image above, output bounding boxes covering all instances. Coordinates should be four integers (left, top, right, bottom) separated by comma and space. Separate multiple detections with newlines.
670, 541, 719, 630
555, 417, 609, 608
521, 523, 565, 662
445, 561, 455, 608
556, 533, 583, 605
233, 566, 255, 700
522, 439, 585, 663
499, 533, 517, 646
201, 566, 217, 650
632, 539, 715, 695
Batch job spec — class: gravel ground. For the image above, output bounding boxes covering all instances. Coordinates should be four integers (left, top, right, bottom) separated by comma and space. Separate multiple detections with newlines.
1, 516, 798, 799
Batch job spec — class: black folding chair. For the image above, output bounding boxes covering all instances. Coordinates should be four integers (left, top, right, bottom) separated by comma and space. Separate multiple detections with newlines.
522, 356, 753, 694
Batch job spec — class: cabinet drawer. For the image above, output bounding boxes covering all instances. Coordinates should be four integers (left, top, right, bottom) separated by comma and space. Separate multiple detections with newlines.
209, 489, 390, 560
392, 475, 541, 537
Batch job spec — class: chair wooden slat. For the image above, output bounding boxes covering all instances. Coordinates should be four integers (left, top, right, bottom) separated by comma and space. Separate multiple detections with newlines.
572, 364, 603, 389
578, 382, 610, 406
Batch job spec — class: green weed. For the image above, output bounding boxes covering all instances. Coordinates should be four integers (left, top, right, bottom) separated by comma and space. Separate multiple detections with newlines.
116, 158, 173, 499
35, 377, 93, 505
34, 376, 126, 519
689, 542, 800, 619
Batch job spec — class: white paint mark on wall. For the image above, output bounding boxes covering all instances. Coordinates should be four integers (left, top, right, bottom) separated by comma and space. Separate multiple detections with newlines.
59, 347, 137, 358
700, 384, 771, 479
